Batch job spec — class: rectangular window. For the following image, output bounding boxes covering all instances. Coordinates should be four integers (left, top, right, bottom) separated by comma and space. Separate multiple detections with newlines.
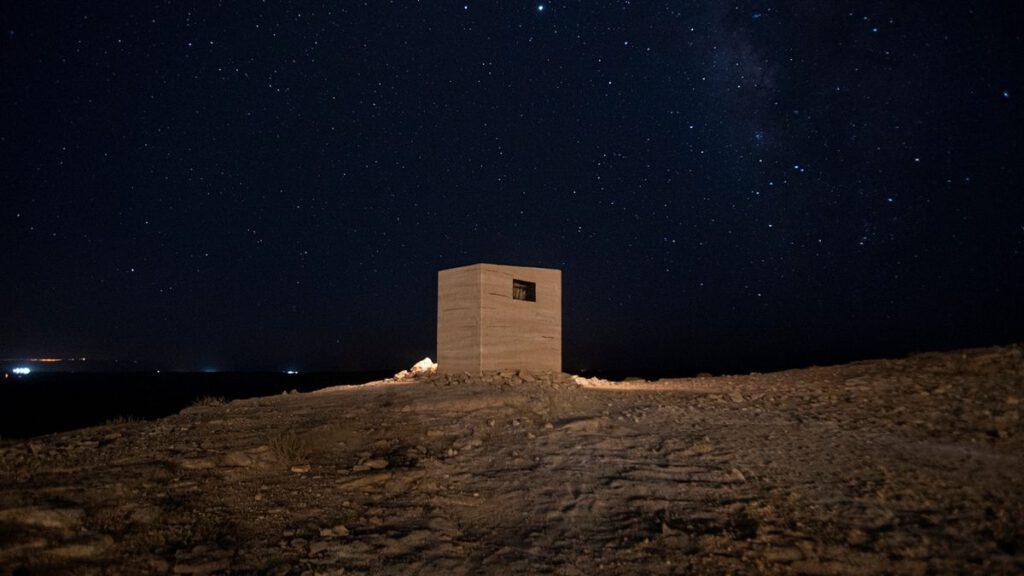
512, 279, 536, 302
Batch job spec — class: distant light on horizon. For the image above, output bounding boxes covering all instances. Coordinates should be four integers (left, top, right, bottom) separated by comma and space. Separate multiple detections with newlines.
285, 369, 299, 375
12, 367, 31, 375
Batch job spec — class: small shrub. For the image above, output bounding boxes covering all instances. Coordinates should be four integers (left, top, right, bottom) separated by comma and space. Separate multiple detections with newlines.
192, 396, 226, 408
269, 430, 310, 464
105, 415, 139, 426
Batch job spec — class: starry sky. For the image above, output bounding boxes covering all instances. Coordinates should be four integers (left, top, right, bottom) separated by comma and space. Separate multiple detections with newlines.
2, 2, 1022, 374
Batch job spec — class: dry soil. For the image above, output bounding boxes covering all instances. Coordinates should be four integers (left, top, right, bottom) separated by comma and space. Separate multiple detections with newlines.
1, 344, 1023, 575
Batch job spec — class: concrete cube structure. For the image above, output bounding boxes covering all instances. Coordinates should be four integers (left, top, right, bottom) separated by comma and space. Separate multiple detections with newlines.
437, 263, 561, 373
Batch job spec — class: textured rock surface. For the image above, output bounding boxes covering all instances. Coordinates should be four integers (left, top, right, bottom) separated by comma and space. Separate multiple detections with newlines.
1, 344, 1023, 575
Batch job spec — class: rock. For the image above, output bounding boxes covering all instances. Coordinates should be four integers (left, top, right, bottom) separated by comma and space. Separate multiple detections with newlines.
728, 468, 747, 482
333, 541, 373, 558
0, 506, 85, 531
353, 458, 388, 472
309, 541, 330, 555
223, 451, 254, 467
46, 534, 114, 560
336, 472, 391, 490
764, 546, 803, 562
790, 560, 860, 575
860, 508, 895, 530
319, 524, 351, 538
393, 357, 437, 380
179, 458, 216, 470
290, 464, 311, 474
992, 410, 1019, 437
173, 558, 230, 574
454, 437, 483, 450
847, 528, 870, 546
891, 559, 928, 576
0, 538, 48, 561
130, 505, 162, 525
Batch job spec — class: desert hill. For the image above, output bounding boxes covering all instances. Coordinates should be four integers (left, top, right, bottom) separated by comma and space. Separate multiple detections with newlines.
1, 345, 1023, 575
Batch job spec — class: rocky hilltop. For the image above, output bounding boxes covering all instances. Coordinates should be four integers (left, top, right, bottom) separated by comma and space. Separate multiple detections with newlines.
1, 345, 1023, 575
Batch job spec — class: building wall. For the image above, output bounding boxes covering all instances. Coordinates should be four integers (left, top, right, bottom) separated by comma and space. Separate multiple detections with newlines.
437, 265, 482, 373
437, 263, 562, 373
479, 264, 561, 372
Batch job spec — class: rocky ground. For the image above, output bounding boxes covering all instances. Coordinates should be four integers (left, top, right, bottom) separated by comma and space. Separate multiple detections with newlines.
1, 344, 1023, 575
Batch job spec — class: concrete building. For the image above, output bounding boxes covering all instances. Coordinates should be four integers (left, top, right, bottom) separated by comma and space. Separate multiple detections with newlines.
437, 263, 561, 373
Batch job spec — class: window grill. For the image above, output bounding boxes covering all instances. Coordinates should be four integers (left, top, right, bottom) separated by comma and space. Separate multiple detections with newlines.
512, 279, 536, 302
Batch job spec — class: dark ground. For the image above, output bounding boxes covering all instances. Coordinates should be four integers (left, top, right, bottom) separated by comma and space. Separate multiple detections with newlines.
1, 344, 1022, 575
0, 371, 391, 438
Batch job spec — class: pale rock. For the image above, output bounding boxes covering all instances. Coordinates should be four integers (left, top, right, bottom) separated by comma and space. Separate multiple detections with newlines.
0, 506, 84, 531
222, 451, 254, 467
847, 528, 870, 546
179, 458, 216, 470
392, 357, 438, 380
309, 541, 330, 555
46, 534, 114, 560
765, 546, 803, 563
353, 458, 388, 472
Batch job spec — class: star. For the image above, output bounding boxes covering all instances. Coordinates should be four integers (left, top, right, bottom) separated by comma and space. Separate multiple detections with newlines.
1, 0, 1019, 379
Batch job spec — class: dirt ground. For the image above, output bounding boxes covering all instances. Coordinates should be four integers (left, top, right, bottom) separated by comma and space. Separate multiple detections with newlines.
2, 344, 1023, 575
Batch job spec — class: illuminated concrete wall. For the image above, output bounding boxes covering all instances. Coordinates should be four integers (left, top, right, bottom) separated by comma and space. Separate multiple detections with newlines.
437, 263, 562, 373
436, 264, 482, 373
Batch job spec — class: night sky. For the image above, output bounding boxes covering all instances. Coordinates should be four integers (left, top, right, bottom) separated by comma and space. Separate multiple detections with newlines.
2, 2, 1022, 374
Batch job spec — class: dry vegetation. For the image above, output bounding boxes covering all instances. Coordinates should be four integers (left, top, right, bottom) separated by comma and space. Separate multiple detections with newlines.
1, 344, 1022, 575
268, 430, 311, 465
192, 396, 227, 408
103, 415, 140, 426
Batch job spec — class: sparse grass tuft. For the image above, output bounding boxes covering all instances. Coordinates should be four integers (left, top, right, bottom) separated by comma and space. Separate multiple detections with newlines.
105, 415, 139, 426
269, 430, 311, 464
192, 396, 226, 408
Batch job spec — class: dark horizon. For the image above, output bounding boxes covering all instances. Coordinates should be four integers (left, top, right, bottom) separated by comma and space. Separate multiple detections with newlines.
3, 3, 1023, 375
3, 334, 1021, 379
